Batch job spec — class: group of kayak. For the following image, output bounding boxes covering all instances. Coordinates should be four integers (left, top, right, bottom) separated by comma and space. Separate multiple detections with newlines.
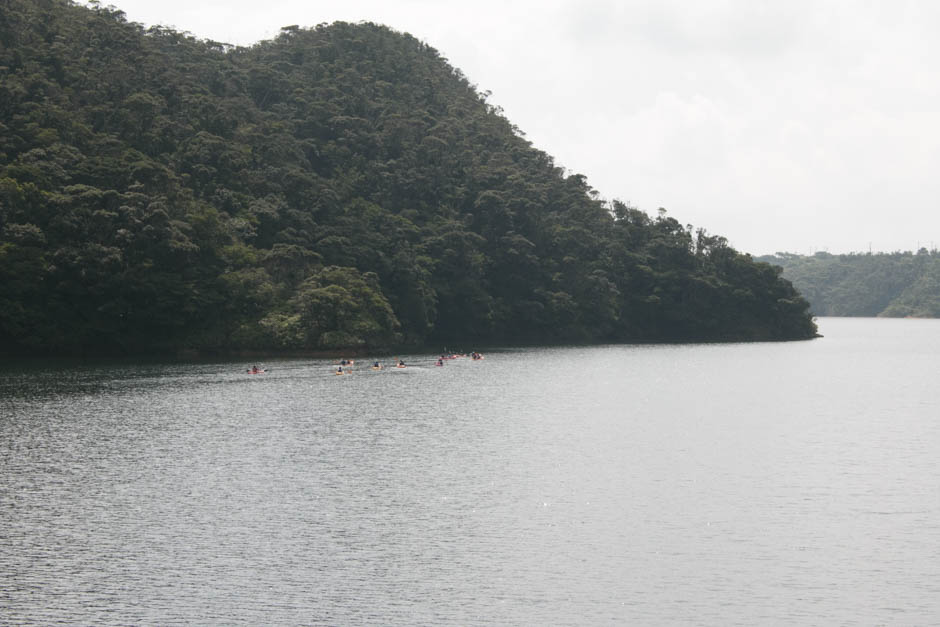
336, 352, 485, 374
334, 358, 407, 375
244, 352, 485, 376
433, 351, 485, 367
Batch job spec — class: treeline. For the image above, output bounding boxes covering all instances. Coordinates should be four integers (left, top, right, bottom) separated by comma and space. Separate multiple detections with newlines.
757, 250, 940, 317
0, 0, 816, 356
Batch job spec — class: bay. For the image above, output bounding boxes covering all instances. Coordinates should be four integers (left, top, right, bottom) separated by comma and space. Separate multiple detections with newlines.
1, 317, 939, 625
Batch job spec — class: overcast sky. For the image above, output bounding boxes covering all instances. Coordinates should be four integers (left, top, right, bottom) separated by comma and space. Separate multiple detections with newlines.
99, 0, 940, 255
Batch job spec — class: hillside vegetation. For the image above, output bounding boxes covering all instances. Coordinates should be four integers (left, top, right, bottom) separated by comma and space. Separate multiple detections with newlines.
0, 0, 816, 355
757, 251, 940, 318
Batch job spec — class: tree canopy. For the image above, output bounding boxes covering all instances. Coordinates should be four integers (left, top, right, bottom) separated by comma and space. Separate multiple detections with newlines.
758, 250, 940, 318
0, 0, 817, 356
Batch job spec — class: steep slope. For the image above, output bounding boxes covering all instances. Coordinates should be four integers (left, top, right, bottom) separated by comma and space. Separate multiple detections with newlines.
0, 0, 816, 355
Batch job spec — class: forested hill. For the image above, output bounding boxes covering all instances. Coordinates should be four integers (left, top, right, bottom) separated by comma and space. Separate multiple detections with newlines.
0, 0, 816, 356
757, 251, 940, 318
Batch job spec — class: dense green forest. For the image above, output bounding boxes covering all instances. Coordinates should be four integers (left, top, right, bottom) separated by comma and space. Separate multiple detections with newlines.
757, 250, 940, 318
0, 0, 816, 356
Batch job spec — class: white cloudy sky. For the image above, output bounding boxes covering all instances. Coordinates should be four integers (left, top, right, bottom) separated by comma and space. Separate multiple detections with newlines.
100, 0, 940, 255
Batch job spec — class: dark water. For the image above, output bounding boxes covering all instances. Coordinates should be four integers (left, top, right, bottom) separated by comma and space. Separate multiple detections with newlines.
2, 318, 939, 625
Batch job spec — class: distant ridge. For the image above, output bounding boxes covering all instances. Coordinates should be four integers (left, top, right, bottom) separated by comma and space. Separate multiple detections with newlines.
758, 251, 940, 318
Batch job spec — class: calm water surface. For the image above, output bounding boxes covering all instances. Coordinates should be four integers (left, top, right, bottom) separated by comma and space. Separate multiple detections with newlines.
2, 318, 939, 625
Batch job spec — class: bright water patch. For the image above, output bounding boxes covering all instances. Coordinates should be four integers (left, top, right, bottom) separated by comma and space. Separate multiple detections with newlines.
2, 319, 939, 625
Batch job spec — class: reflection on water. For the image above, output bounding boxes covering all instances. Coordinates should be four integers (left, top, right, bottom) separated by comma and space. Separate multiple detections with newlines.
2, 318, 939, 625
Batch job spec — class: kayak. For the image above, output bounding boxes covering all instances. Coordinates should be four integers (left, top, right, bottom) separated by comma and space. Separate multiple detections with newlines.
247, 370, 266, 374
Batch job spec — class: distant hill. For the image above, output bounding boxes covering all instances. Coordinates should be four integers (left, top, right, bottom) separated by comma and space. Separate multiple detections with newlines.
0, 0, 816, 356
757, 251, 940, 317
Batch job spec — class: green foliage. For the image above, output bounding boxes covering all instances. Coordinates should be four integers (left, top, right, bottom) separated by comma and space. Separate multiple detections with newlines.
285, 266, 400, 348
0, 0, 816, 355
758, 251, 940, 318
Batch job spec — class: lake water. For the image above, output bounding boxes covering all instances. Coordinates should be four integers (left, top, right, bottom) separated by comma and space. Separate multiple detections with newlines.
2, 317, 939, 625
